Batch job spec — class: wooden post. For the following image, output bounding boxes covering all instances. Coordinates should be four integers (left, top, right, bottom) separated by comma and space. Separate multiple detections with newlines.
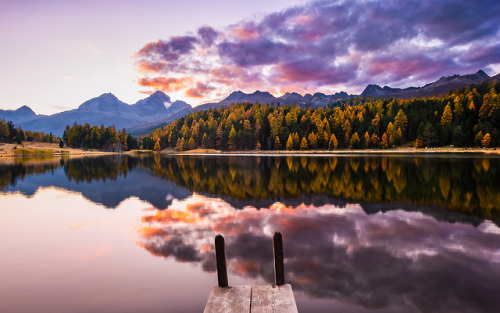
215, 234, 228, 287
273, 232, 285, 285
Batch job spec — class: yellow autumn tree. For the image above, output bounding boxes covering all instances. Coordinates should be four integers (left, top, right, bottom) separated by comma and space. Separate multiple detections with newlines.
188, 137, 196, 150
286, 134, 294, 150
300, 137, 308, 150
328, 134, 338, 150
394, 109, 408, 134
381, 133, 389, 149
441, 104, 453, 127
154, 140, 161, 151
349, 132, 360, 149
482, 133, 491, 147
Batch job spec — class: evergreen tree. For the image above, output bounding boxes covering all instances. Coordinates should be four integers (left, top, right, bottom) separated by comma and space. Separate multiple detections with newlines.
421, 122, 438, 147
274, 136, 281, 150
228, 126, 237, 151
120, 129, 128, 151
475, 131, 483, 147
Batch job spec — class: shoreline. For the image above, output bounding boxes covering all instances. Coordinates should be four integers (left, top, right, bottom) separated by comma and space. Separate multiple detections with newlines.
165, 147, 500, 156
2, 142, 499, 161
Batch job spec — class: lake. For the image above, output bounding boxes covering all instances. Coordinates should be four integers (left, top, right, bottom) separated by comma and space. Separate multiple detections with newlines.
1, 154, 499, 313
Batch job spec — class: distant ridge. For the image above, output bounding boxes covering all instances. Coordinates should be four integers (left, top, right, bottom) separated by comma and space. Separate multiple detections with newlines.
0, 105, 38, 123
361, 70, 498, 98
194, 89, 352, 112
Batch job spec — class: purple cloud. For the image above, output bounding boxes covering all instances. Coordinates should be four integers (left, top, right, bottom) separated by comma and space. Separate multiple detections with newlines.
134, 0, 500, 100
197, 26, 219, 46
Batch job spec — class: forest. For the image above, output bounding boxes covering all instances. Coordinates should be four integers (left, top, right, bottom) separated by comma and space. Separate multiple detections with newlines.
0, 119, 58, 144
143, 81, 500, 151
62, 123, 138, 151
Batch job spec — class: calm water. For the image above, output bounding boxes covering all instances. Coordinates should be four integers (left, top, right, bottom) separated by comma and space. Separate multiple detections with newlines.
1, 154, 500, 313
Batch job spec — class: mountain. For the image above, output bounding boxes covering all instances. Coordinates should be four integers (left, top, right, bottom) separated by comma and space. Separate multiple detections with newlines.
0, 105, 39, 124
361, 70, 498, 98
77, 93, 129, 112
14, 91, 191, 136
194, 90, 279, 112
132, 91, 190, 119
194, 89, 352, 113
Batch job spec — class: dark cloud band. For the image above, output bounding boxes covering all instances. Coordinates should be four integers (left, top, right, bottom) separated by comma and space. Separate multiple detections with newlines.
135, 0, 500, 100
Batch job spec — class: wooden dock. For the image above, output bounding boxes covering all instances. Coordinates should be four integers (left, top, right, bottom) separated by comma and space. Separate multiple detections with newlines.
203, 233, 298, 313
203, 284, 298, 313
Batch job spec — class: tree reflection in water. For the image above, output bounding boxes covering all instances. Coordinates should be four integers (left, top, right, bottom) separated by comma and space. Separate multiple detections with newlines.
138, 195, 500, 313
2, 154, 500, 220
148, 155, 500, 220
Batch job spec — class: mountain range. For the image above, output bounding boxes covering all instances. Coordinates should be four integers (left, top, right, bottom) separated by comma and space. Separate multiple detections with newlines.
1, 70, 498, 136
360, 70, 497, 97
0, 91, 190, 136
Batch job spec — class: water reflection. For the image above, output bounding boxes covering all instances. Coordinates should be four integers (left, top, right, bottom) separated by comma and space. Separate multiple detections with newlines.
1, 156, 191, 209
2, 155, 500, 312
138, 195, 500, 313
2, 154, 499, 222
150, 155, 500, 220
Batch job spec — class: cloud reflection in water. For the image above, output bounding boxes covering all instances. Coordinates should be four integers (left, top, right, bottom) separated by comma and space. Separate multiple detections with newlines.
138, 194, 500, 313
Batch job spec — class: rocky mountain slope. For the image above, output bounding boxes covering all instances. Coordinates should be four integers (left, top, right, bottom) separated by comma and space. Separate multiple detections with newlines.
361, 70, 498, 98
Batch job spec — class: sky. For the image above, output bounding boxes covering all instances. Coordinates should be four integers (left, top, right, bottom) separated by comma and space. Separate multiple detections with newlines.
1, 0, 500, 115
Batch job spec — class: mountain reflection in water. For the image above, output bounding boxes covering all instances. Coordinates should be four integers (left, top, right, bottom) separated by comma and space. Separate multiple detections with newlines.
1, 154, 500, 312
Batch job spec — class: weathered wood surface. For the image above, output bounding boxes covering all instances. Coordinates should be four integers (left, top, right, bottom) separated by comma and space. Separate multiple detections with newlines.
203, 286, 251, 313
203, 284, 298, 313
251, 285, 298, 313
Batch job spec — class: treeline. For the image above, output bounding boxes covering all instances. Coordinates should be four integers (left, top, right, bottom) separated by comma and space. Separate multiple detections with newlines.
0, 119, 57, 144
143, 80, 500, 151
63, 123, 138, 151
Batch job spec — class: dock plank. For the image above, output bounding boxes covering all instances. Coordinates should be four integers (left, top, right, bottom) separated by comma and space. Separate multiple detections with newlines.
203, 286, 251, 313
251, 284, 298, 313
